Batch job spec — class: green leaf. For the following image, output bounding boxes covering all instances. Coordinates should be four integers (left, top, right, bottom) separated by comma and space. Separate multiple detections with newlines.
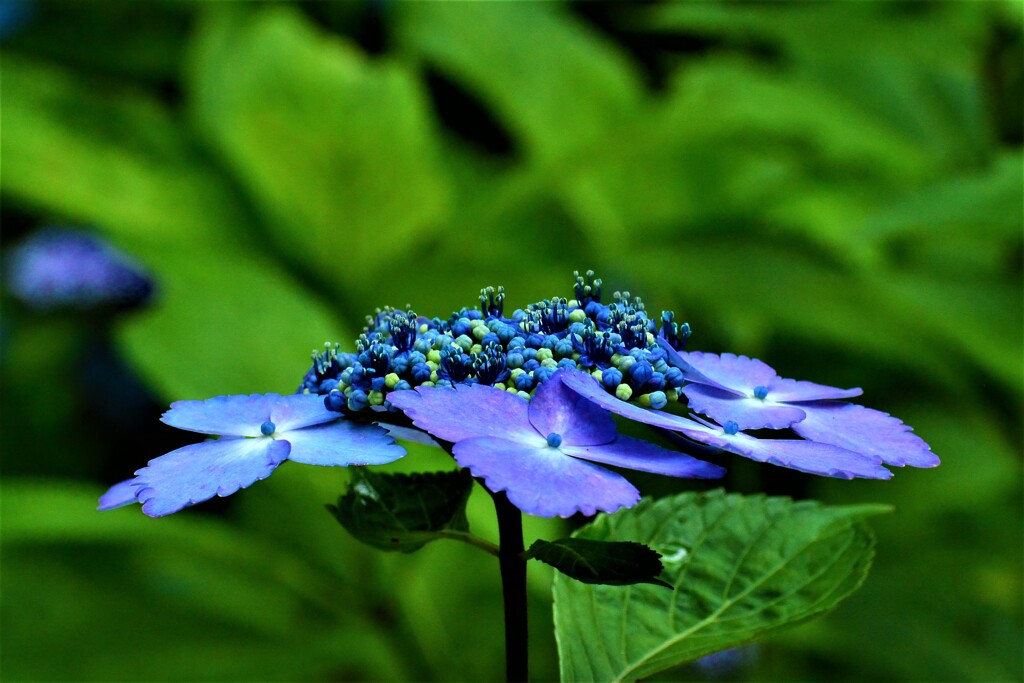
553, 490, 890, 682
114, 244, 346, 399
328, 469, 475, 553
0, 54, 244, 246
186, 6, 449, 292
394, 1, 642, 165
525, 538, 670, 588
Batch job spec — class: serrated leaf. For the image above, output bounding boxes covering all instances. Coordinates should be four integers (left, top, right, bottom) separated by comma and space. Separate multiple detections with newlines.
553, 489, 889, 682
329, 469, 474, 553
525, 538, 670, 588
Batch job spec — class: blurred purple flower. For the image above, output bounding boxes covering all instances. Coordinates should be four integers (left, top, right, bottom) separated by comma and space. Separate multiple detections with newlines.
5, 228, 153, 311
100, 393, 406, 517
666, 346, 939, 469
388, 369, 724, 517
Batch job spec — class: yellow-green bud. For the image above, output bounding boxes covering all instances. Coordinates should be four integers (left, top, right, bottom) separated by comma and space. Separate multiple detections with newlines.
536, 348, 554, 362
569, 309, 587, 323
427, 350, 442, 364
494, 383, 506, 391
368, 390, 385, 406
666, 389, 679, 402
541, 358, 558, 369
637, 393, 652, 407
470, 344, 483, 355
384, 373, 401, 389
615, 384, 633, 401
421, 381, 435, 388
592, 369, 604, 384
473, 325, 488, 341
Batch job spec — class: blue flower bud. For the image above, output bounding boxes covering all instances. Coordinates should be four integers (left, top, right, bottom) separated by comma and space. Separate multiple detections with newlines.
506, 351, 525, 369
481, 333, 500, 346
602, 367, 623, 389
324, 391, 346, 412
648, 391, 668, 410
522, 348, 539, 361
393, 380, 412, 392
371, 377, 387, 392
664, 367, 685, 388
411, 362, 432, 383
514, 373, 535, 391
525, 333, 545, 349
320, 379, 339, 393
347, 390, 368, 412
522, 359, 540, 373
507, 336, 526, 350
534, 366, 555, 383
628, 360, 654, 387
557, 358, 577, 371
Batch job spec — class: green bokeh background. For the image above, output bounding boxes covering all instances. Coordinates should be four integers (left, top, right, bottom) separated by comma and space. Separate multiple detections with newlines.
1, 1, 1021, 681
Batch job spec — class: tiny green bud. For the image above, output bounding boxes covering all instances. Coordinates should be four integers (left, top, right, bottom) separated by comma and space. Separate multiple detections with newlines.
569, 309, 587, 323
536, 348, 554, 362
541, 358, 558, 369
427, 350, 442, 364
615, 384, 633, 401
494, 383, 506, 391
472, 325, 488, 341
384, 373, 401, 389
368, 390, 385, 406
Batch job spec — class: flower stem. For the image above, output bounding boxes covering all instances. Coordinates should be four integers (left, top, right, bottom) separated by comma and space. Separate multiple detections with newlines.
490, 489, 529, 683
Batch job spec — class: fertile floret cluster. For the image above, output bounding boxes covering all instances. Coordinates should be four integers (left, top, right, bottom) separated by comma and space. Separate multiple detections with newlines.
299, 271, 691, 415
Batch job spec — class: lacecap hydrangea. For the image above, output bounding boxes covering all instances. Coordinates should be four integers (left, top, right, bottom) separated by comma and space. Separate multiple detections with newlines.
300, 270, 935, 483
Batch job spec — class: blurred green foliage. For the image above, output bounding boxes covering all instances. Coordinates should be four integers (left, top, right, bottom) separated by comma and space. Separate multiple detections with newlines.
1, 1, 1020, 681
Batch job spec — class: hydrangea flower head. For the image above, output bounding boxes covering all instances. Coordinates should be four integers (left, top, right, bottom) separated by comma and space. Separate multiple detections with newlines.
100, 393, 405, 517
6, 228, 153, 311
387, 369, 725, 517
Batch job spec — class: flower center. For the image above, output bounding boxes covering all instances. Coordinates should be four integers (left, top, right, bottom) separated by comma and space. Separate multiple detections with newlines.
753, 386, 769, 400
723, 420, 739, 436
546, 432, 563, 448
260, 421, 276, 436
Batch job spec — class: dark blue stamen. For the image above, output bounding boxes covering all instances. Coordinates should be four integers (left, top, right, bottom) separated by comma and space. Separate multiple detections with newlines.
753, 386, 769, 400
573, 270, 602, 306
479, 285, 505, 318
260, 421, 276, 436
546, 433, 562, 448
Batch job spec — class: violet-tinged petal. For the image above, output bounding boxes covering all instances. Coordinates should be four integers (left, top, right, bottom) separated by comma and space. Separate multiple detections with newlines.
452, 436, 639, 518
675, 351, 777, 394
269, 393, 343, 432
559, 369, 711, 433
284, 420, 406, 466
387, 384, 540, 445
709, 431, 892, 480
793, 402, 939, 468
377, 422, 440, 447
160, 394, 278, 437
656, 338, 733, 391
528, 370, 617, 447
766, 377, 863, 403
134, 437, 290, 517
561, 434, 725, 479
98, 479, 142, 510
682, 384, 807, 430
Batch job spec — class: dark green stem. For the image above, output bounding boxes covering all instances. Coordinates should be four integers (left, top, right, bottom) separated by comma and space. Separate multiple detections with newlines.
490, 489, 529, 683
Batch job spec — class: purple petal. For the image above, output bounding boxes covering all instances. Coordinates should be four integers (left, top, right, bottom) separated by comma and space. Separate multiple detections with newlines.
682, 384, 807, 430
677, 429, 892, 480
134, 437, 290, 517
766, 377, 863, 403
377, 422, 440, 447
387, 384, 540, 445
675, 351, 778, 394
98, 479, 142, 510
561, 434, 725, 479
559, 368, 711, 433
453, 436, 640, 518
270, 393, 343, 432
284, 420, 406, 466
657, 339, 734, 391
161, 394, 279, 437
530, 370, 617, 446
792, 402, 939, 468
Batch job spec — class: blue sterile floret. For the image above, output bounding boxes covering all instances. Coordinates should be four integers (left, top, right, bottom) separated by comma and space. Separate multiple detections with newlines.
297, 271, 694, 417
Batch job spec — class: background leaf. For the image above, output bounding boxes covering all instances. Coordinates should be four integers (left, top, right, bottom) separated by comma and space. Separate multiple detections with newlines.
525, 538, 669, 587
